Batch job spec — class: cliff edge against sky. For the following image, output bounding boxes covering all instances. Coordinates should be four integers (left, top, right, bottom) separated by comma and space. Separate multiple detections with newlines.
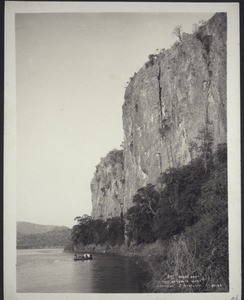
91, 13, 227, 219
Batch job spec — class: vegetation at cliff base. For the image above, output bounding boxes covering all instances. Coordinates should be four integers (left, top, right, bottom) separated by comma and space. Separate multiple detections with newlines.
126, 143, 228, 292
71, 143, 228, 292
72, 214, 125, 247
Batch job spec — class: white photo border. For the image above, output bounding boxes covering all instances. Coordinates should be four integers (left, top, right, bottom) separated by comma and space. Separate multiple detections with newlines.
4, 2, 241, 300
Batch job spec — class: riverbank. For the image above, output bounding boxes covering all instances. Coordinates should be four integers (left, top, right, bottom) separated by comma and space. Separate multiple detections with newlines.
67, 231, 229, 293
67, 240, 168, 292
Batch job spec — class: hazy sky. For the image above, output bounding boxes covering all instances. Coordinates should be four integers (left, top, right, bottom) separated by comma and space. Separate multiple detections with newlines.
16, 12, 215, 228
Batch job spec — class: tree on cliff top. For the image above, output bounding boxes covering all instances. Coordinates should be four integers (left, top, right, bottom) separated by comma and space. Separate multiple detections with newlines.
172, 25, 183, 41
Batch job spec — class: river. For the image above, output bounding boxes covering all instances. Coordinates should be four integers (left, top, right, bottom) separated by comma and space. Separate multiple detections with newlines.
17, 248, 149, 293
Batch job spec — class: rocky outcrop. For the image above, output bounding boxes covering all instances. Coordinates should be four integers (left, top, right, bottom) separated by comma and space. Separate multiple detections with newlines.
91, 13, 227, 216
91, 150, 125, 219
122, 13, 226, 209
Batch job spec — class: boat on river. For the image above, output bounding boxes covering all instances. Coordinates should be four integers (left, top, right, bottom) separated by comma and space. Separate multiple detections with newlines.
74, 253, 93, 261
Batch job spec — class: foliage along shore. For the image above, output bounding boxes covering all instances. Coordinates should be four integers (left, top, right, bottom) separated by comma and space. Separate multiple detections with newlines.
70, 142, 228, 293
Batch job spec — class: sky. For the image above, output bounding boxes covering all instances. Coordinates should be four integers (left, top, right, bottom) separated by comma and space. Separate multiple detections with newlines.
16, 12, 215, 228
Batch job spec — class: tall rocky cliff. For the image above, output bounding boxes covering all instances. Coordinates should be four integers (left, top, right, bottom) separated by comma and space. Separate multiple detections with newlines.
91, 13, 227, 219
91, 150, 125, 219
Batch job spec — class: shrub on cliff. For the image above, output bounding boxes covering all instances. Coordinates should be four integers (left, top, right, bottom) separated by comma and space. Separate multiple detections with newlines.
106, 149, 124, 167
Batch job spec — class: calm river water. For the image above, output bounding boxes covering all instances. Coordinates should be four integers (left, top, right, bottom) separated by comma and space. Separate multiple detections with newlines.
17, 249, 148, 293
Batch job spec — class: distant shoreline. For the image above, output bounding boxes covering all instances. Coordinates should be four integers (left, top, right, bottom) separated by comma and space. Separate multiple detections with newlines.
17, 246, 66, 250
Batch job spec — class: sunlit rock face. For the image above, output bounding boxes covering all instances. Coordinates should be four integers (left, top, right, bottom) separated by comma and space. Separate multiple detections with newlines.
91, 13, 227, 217
122, 13, 226, 210
91, 150, 125, 220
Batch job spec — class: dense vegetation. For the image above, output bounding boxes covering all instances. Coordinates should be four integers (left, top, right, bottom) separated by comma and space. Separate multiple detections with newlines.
72, 215, 124, 247
71, 142, 228, 292
126, 143, 228, 292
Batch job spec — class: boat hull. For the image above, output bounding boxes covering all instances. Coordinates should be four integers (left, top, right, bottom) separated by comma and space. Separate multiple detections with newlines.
74, 257, 93, 261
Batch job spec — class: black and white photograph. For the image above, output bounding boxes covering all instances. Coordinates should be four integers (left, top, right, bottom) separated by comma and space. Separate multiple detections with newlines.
4, 2, 241, 299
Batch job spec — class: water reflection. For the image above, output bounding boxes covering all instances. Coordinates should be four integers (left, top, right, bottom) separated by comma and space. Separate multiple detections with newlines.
88, 253, 147, 293
17, 249, 148, 293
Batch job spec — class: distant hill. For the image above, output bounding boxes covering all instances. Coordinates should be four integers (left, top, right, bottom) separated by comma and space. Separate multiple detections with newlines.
17, 221, 60, 235
17, 225, 72, 249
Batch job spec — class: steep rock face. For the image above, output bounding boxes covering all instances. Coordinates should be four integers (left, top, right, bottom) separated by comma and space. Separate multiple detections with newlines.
122, 13, 226, 210
91, 13, 227, 217
91, 150, 125, 219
